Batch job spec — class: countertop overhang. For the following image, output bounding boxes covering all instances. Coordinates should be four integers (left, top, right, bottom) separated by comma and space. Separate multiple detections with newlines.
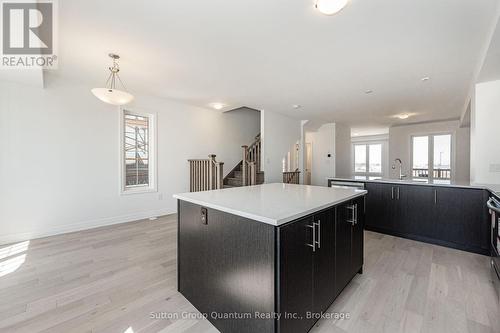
173, 183, 367, 226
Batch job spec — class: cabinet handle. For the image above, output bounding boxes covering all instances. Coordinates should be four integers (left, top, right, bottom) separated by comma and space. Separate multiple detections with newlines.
347, 205, 356, 225
434, 189, 437, 204
354, 204, 358, 225
314, 220, 321, 249
306, 224, 316, 252
397, 187, 400, 200
391, 187, 394, 200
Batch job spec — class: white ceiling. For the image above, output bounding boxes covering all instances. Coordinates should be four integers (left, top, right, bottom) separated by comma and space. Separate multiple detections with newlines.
40, 0, 500, 126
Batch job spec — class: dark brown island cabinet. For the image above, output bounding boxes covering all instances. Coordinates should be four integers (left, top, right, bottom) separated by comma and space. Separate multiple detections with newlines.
175, 184, 366, 333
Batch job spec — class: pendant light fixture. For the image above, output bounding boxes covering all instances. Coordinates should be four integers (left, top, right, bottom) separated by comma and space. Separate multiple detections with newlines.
315, 0, 349, 15
91, 53, 134, 106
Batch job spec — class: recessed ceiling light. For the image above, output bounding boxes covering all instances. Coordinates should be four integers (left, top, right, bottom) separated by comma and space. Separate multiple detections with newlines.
292, 104, 302, 109
397, 113, 410, 120
210, 103, 226, 110
365, 90, 373, 94
421, 76, 430, 81
315, 0, 349, 15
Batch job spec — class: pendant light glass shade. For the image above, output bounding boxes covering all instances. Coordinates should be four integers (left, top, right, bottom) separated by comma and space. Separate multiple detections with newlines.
91, 88, 134, 106
92, 54, 134, 106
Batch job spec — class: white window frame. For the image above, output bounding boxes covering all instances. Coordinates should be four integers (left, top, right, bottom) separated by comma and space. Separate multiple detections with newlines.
352, 141, 384, 178
410, 132, 454, 182
119, 108, 157, 195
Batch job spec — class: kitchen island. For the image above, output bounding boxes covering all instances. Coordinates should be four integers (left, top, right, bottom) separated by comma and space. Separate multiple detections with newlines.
328, 177, 494, 255
174, 183, 367, 333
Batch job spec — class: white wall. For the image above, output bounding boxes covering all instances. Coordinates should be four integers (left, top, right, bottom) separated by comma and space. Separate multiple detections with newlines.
261, 110, 302, 183
335, 123, 352, 178
305, 123, 335, 186
472, 80, 500, 184
0, 78, 260, 244
388, 120, 470, 181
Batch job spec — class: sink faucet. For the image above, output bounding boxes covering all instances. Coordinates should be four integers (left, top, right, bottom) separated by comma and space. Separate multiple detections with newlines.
392, 158, 407, 180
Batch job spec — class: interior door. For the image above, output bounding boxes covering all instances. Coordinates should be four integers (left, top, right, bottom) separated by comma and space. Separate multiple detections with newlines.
279, 216, 315, 333
305, 143, 312, 185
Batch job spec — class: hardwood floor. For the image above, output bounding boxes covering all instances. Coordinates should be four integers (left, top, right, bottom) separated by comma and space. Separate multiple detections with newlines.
0, 215, 497, 333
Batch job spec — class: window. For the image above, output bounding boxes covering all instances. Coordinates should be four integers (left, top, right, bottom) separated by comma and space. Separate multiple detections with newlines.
120, 109, 156, 194
411, 134, 452, 181
353, 143, 383, 177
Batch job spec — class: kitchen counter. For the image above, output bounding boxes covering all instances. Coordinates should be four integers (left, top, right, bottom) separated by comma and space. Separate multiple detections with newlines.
327, 176, 500, 194
174, 183, 366, 226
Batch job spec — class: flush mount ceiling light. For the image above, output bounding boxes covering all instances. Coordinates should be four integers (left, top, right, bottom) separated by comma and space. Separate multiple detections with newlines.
91, 53, 134, 106
292, 104, 302, 109
210, 102, 226, 110
421, 76, 430, 81
315, 0, 349, 15
397, 113, 410, 120
365, 90, 373, 94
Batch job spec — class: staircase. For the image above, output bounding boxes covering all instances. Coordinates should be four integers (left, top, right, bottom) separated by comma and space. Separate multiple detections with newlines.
223, 134, 264, 188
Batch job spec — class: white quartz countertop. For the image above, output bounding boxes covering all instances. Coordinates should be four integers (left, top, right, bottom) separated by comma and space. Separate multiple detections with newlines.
173, 183, 367, 226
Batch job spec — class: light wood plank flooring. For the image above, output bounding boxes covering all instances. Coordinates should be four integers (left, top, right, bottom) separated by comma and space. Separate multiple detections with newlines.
0, 215, 497, 333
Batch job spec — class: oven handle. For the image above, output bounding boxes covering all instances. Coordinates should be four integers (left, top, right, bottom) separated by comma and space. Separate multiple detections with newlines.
487, 198, 500, 214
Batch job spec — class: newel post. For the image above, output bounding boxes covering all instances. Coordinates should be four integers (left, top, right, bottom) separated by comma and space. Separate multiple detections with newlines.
241, 145, 248, 186
208, 154, 216, 189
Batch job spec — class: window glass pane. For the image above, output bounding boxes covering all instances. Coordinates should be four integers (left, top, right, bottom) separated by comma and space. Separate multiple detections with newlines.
369, 144, 382, 173
433, 134, 451, 180
124, 113, 149, 187
412, 136, 429, 178
354, 145, 366, 173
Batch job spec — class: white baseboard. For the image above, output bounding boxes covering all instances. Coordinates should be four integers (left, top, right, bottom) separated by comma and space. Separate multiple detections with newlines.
0, 208, 175, 246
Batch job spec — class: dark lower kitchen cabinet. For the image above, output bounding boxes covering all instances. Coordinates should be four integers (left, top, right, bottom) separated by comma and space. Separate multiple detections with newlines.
364, 182, 490, 255
278, 216, 315, 333
365, 183, 407, 234
312, 209, 336, 315
335, 197, 364, 297
278, 204, 364, 333
406, 186, 437, 238
278, 208, 337, 333
365, 183, 393, 230
434, 187, 489, 252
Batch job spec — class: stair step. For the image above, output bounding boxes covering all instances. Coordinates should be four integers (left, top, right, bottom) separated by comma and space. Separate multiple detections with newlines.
227, 177, 243, 187
234, 170, 242, 178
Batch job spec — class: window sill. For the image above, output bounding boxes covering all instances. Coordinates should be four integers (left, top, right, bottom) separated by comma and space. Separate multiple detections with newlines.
120, 187, 157, 196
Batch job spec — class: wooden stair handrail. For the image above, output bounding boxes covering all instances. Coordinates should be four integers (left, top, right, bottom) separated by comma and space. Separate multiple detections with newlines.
241, 134, 261, 186
283, 169, 300, 184
188, 154, 224, 192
